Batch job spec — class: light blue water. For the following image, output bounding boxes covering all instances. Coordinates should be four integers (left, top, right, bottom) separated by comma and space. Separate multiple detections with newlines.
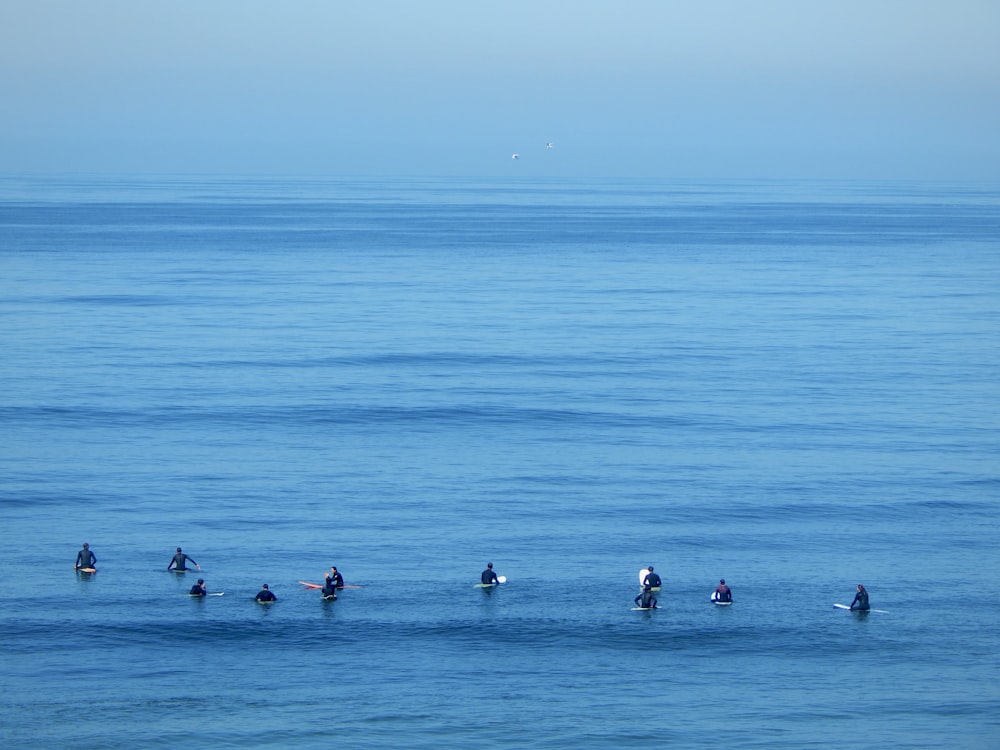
1, 176, 998, 749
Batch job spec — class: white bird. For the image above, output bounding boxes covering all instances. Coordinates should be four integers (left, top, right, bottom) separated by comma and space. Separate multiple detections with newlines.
546, 142, 553, 149
511, 153, 519, 160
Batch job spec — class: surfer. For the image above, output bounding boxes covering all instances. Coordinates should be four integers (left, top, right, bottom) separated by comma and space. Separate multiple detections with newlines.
849, 584, 870, 611
641, 566, 661, 589
322, 568, 342, 599
327, 567, 344, 589
481, 562, 500, 586
714, 579, 732, 602
634, 584, 657, 609
189, 579, 207, 597
167, 547, 200, 572
255, 584, 277, 603
75, 542, 96, 571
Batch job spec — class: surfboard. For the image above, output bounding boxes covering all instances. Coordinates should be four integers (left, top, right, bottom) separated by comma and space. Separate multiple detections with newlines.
475, 575, 507, 587
631, 606, 660, 610
834, 603, 888, 613
76, 567, 97, 573
637, 568, 661, 591
299, 580, 363, 590
711, 591, 732, 605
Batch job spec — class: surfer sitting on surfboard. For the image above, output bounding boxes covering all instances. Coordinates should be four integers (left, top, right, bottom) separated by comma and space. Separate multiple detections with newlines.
641, 566, 661, 589
634, 584, 657, 609
189, 579, 207, 597
75, 542, 96, 571
714, 579, 732, 603
327, 567, 344, 589
255, 584, 277, 603
321, 567, 344, 599
168, 547, 200, 572
849, 584, 870, 611
481, 562, 500, 586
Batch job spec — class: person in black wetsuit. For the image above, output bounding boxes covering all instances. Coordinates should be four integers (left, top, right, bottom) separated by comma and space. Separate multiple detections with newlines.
714, 579, 732, 602
75, 542, 96, 571
255, 584, 277, 602
167, 547, 200, 572
189, 579, 206, 597
634, 584, 657, 609
642, 566, 661, 589
481, 562, 500, 585
850, 584, 870, 611
321, 569, 340, 600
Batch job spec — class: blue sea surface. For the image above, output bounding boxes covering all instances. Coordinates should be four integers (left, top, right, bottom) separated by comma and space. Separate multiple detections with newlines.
1, 175, 998, 749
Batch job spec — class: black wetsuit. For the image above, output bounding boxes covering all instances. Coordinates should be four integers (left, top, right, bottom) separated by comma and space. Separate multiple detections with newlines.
634, 587, 657, 609
643, 571, 662, 588
169, 552, 197, 571
255, 590, 277, 602
715, 586, 732, 602
189, 584, 206, 597
322, 575, 338, 599
481, 568, 500, 585
76, 548, 96, 569
850, 589, 870, 611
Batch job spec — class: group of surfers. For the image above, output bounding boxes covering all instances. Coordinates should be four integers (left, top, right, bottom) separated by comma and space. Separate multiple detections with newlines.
631, 566, 733, 610
74, 544, 340, 603
75, 545, 872, 612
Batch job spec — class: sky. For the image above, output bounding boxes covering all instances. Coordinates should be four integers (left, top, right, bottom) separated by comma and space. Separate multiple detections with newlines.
1, 1, 998, 179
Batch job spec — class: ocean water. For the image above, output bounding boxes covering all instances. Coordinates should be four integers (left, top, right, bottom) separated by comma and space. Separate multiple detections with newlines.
1, 175, 998, 749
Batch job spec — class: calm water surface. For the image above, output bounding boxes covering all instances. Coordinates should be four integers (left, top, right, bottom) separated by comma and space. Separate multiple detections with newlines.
1, 175, 998, 749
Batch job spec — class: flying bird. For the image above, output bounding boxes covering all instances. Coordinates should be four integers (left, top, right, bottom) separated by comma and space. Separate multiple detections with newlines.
511, 153, 519, 160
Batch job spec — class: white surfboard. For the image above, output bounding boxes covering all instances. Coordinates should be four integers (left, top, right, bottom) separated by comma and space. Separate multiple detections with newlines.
834, 603, 888, 613
711, 591, 732, 605
637, 568, 661, 591
631, 606, 660, 610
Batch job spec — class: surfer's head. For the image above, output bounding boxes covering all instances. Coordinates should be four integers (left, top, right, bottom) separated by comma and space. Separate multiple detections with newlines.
720, 579, 725, 585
